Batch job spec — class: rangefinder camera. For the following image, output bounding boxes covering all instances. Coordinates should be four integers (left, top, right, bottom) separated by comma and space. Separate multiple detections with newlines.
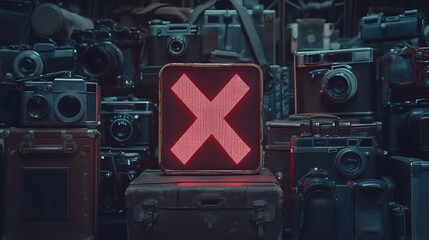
294, 47, 377, 122
20, 77, 100, 127
382, 46, 429, 102
147, 20, 203, 66
0, 43, 76, 80
360, 9, 426, 43
290, 134, 378, 190
100, 97, 156, 150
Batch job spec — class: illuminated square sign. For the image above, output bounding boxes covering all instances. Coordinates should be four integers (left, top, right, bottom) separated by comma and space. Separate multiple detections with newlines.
159, 63, 263, 174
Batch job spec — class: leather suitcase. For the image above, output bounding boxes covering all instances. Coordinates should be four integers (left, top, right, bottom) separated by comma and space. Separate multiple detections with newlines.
126, 168, 283, 240
1, 128, 100, 240
389, 155, 429, 240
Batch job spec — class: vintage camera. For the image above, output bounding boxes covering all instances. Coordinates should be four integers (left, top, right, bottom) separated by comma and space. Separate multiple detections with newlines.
0, 43, 76, 81
72, 19, 143, 90
287, 18, 334, 53
200, 7, 277, 64
295, 168, 337, 240
383, 99, 429, 159
361, 9, 426, 43
99, 150, 148, 215
100, 97, 156, 150
20, 77, 100, 127
147, 20, 203, 66
294, 48, 377, 122
290, 135, 378, 190
382, 46, 429, 102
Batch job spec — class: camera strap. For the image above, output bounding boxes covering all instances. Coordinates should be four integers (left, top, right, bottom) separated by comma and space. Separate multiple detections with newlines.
190, 0, 270, 87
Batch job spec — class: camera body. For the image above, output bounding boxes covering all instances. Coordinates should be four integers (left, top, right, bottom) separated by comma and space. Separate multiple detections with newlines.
200, 8, 276, 64
360, 9, 425, 43
72, 20, 143, 90
100, 97, 156, 150
20, 77, 100, 127
99, 150, 147, 215
296, 168, 337, 240
382, 46, 429, 102
383, 100, 429, 159
0, 43, 75, 80
290, 134, 378, 190
294, 48, 377, 122
147, 20, 203, 66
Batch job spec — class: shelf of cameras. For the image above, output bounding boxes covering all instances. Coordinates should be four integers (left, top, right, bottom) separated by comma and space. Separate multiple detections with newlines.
0, 8, 278, 99
0, 20, 147, 102
0, 74, 157, 150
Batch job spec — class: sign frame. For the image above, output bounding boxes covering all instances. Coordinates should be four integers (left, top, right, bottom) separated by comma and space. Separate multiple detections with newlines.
159, 63, 263, 175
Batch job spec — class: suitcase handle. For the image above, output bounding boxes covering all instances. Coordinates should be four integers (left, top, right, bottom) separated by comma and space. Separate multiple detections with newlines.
19, 144, 76, 154
19, 131, 76, 154
308, 114, 340, 136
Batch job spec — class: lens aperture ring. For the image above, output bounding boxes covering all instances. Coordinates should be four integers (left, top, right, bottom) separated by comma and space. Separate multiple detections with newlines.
335, 147, 367, 179
321, 67, 358, 104
54, 92, 85, 123
13, 50, 44, 77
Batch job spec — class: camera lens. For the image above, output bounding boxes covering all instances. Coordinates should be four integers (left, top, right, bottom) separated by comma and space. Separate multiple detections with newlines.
110, 114, 135, 143
27, 94, 49, 119
81, 42, 124, 83
321, 67, 357, 104
14, 50, 44, 77
167, 36, 187, 57
54, 93, 85, 123
335, 148, 366, 179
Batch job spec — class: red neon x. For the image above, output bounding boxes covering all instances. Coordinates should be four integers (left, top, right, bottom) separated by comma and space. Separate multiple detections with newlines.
170, 73, 251, 165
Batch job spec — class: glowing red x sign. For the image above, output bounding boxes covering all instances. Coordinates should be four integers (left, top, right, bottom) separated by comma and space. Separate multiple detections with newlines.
170, 73, 251, 165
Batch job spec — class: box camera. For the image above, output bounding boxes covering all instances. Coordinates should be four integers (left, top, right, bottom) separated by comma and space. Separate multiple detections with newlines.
147, 20, 203, 66
361, 9, 426, 43
71, 19, 143, 90
294, 48, 377, 122
287, 18, 334, 53
99, 150, 148, 215
20, 77, 100, 127
383, 99, 429, 159
0, 43, 75, 81
200, 7, 277, 64
382, 46, 429, 102
100, 97, 156, 150
290, 135, 378, 190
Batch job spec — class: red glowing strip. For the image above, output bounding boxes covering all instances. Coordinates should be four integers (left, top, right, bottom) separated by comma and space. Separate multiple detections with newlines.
170, 73, 251, 165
